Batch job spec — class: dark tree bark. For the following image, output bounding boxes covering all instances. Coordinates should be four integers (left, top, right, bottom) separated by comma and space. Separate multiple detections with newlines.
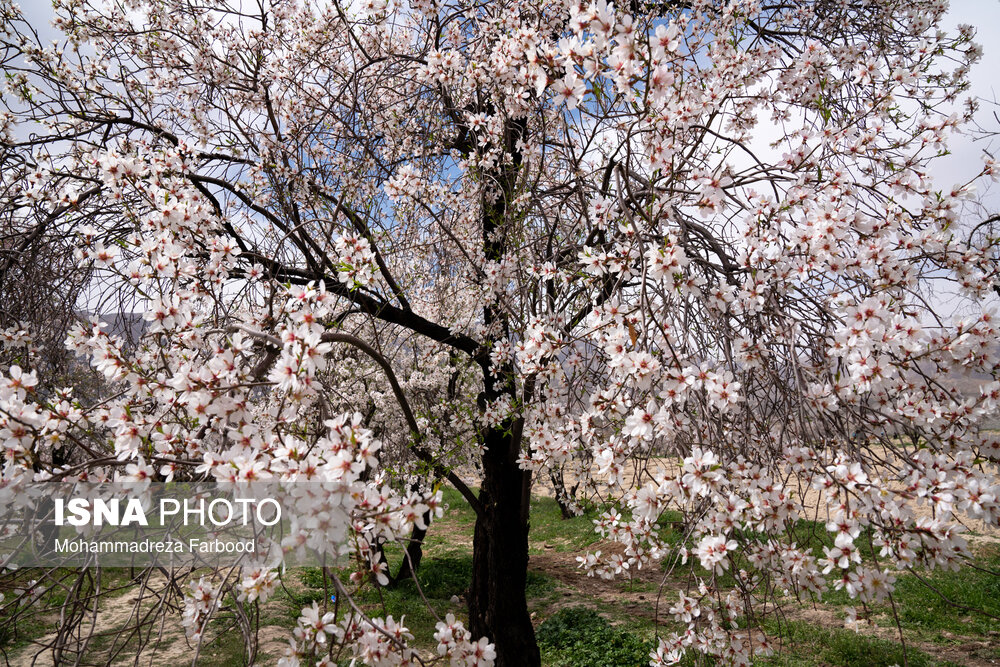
550, 469, 581, 520
390, 509, 430, 586
464, 113, 540, 666
467, 421, 539, 666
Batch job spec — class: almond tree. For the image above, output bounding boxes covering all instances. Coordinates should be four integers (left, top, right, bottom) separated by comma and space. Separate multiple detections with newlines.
1, 0, 998, 665
0, 143, 93, 380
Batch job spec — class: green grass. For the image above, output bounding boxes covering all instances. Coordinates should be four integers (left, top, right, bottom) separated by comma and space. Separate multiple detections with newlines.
434, 486, 618, 558
6, 494, 998, 666
759, 620, 957, 667
414, 486, 477, 558
882, 551, 1000, 638
296, 554, 558, 649
803, 547, 1000, 641
439, 486, 479, 522
528, 496, 603, 553
197, 630, 253, 667
618, 578, 660, 593
400, 490, 1000, 663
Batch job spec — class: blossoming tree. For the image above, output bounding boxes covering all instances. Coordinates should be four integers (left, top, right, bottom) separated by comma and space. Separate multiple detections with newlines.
2, 0, 999, 664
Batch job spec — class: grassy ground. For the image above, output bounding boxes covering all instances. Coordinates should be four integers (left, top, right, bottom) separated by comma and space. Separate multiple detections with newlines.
2, 488, 999, 665
326, 488, 1000, 666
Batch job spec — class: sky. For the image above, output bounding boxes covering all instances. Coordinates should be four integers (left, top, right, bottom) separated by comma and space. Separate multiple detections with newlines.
916, 0, 1000, 317
934, 0, 1000, 210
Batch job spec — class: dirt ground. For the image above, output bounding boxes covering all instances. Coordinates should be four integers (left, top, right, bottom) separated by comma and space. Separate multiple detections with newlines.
6, 574, 291, 667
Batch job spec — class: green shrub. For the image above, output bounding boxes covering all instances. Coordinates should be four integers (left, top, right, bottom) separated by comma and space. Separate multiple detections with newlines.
536, 607, 653, 667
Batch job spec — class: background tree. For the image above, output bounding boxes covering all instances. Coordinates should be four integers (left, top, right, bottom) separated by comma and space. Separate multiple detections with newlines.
0, 148, 91, 376
1, 0, 998, 665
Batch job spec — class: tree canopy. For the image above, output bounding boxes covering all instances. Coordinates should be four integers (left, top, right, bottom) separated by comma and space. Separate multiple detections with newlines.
1, 0, 998, 665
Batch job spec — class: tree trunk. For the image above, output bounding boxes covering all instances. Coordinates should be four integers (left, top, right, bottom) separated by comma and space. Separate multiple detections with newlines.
467, 113, 539, 665
467, 423, 540, 667
390, 518, 428, 586
550, 468, 580, 520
